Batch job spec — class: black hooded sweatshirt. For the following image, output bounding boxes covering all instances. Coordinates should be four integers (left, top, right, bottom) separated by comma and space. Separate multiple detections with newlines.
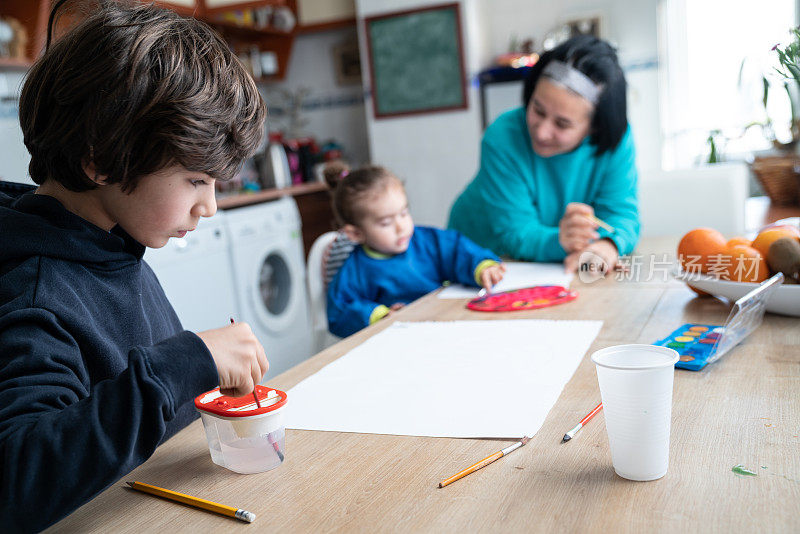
0, 187, 219, 531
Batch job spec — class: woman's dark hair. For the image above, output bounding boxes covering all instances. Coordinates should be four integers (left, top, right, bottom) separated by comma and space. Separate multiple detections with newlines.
522, 35, 627, 155
19, 0, 266, 192
323, 161, 397, 226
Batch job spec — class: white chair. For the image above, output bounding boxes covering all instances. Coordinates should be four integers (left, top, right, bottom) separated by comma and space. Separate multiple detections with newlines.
638, 162, 749, 237
306, 231, 340, 354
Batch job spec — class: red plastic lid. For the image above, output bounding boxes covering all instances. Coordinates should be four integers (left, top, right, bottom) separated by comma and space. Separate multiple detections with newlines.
194, 385, 287, 417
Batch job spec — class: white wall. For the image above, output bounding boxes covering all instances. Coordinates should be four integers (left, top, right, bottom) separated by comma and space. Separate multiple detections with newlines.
0, 71, 33, 185
355, 0, 485, 227
481, 0, 662, 172
261, 27, 370, 166
355, 0, 662, 226
478, 0, 662, 174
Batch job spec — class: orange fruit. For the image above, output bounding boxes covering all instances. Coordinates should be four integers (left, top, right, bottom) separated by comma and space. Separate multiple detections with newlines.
677, 228, 728, 274
751, 226, 800, 257
726, 236, 751, 248
722, 245, 768, 283
688, 285, 713, 297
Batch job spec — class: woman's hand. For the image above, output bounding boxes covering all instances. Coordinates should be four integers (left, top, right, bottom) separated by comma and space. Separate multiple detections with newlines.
559, 202, 600, 253
480, 263, 507, 290
197, 322, 269, 398
564, 238, 620, 275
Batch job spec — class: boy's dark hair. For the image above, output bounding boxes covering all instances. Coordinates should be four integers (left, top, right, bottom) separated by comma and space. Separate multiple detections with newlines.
323, 161, 397, 226
19, 0, 266, 192
522, 35, 627, 155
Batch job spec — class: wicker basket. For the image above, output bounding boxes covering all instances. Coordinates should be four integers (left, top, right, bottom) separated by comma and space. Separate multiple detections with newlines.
751, 156, 800, 206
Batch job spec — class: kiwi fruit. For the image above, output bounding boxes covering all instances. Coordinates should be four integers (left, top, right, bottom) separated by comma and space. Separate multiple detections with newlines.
766, 237, 800, 282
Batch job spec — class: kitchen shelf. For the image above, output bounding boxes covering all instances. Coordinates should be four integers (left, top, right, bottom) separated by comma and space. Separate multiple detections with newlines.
294, 17, 356, 34
216, 181, 327, 209
217, 181, 335, 257
1, 0, 298, 79
0, 57, 32, 69
0, 0, 49, 68
204, 19, 293, 38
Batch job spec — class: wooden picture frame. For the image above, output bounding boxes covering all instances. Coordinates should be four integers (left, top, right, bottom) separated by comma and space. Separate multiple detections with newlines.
332, 41, 362, 85
364, 3, 468, 119
561, 13, 605, 39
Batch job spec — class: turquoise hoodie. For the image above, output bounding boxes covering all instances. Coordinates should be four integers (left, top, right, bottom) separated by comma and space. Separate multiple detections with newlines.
448, 107, 639, 261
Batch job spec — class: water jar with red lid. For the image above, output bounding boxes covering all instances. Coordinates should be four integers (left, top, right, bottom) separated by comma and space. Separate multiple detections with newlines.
195, 385, 288, 474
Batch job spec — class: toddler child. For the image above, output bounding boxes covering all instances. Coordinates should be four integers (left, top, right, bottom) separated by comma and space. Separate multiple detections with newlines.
325, 163, 505, 338
0, 1, 268, 529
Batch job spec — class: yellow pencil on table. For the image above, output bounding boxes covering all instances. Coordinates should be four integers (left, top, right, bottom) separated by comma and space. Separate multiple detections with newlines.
584, 214, 616, 233
126, 481, 256, 523
438, 437, 530, 488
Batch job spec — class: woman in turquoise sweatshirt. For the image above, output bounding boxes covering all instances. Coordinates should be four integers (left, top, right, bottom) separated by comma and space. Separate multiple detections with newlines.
449, 35, 639, 274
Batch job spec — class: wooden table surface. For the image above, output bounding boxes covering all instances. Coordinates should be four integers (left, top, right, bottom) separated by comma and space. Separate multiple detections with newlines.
49, 238, 800, 533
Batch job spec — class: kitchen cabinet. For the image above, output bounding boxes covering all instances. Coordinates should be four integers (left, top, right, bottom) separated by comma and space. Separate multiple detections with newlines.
0, 0, 49, 68
153, 0, 197, 14
0, 0, 298, 79
296, 0, 355, 32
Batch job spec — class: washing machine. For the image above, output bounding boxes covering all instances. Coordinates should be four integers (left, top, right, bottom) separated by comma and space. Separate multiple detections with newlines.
143, 213, 239, 333
224, 197, 312, 380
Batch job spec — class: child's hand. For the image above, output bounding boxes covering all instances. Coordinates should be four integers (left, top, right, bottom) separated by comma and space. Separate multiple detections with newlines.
559, 202, 600, 253
197, 322, 269, 398
480, 262, 506, 290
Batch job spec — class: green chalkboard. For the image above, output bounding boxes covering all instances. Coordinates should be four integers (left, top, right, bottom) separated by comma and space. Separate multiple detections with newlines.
365, 3, 467, 118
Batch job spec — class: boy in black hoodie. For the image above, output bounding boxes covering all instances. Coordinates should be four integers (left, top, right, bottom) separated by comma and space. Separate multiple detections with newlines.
0, 1, 270, 530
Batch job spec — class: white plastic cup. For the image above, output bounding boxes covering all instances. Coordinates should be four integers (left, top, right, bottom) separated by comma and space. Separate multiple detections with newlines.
591, 344, 679, 481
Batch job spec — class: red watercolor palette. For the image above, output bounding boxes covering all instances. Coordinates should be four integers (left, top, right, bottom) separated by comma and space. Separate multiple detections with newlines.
467, 285, 578, 312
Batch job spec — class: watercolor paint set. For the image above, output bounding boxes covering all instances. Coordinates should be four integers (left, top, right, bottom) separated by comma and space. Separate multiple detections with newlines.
654, 273, 784, 371
654, 324, 724, 371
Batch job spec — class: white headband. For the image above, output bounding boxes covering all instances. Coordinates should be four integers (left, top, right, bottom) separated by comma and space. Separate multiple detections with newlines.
541, 60, 601, 105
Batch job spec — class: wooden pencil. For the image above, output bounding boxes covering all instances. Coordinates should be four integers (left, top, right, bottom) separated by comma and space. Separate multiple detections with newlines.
585, 214, 616, 233
126, 481, 255, 523
438, 437, 530, 488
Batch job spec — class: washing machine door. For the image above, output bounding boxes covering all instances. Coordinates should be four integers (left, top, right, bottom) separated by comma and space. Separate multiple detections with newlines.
249, 244, 303, 334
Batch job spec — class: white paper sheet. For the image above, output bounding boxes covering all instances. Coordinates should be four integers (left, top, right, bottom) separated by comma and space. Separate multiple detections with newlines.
287, 320, 602, 438
438, 262, 574, 299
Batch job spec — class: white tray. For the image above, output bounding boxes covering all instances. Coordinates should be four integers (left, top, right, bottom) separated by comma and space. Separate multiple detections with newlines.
680, 273, 800, 317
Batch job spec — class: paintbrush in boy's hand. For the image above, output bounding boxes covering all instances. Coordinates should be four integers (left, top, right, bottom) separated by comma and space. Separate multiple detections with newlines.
230, 317, 261, 408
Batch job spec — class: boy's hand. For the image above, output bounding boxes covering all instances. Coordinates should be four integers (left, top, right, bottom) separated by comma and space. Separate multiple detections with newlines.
197, 322, 269, 398
559, 202, 600, 253
480, 262, 506, 290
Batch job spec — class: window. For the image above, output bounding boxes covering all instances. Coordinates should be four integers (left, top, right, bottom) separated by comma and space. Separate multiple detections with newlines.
660, 0, 797, 168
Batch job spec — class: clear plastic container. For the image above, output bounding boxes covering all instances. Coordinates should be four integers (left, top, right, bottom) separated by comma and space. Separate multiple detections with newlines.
195, 386, 287, 474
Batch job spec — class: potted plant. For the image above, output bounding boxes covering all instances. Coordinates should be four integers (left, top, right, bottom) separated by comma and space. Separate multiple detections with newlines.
748, 27, 800, 206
